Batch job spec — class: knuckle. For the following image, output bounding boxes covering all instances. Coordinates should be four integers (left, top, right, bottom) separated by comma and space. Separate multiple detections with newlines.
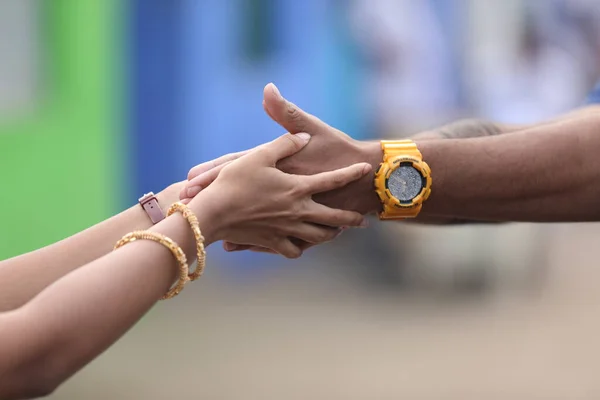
218, 164, 236, 180
257, 147, 271, 157
317, 230, 333, 243
354, 165, 365, 179
330, 211, 344, 225
226, 151, 242, 162
187, 167, 201, 181
283, 134, 303, 151
294, 179, 311, 196
273, 224, 291, 237
348, 213, 363, 226
286, 102, 307, 130
290, 203, 306, 221
333, 173, 346, 186
295, 206, 311, 222
254, 147, 273, 161
286, 248, 302, 259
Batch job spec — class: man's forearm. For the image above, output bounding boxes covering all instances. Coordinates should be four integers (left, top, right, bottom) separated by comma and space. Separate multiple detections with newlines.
409, 119, 511, 224
401, 113, 600, 222
353, 105, 600, 223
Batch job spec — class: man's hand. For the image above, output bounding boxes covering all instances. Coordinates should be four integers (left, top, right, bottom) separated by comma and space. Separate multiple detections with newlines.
263, 83, 383, 215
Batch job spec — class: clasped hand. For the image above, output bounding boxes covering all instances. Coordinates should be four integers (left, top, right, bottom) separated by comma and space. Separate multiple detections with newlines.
180, 83, 378, 258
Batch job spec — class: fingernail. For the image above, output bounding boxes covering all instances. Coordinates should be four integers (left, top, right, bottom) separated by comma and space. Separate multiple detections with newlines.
224, 243, 238, 251
271, 83, 283, 99
359, 219, 369, 228
187, 185, 202, 198
296, 132, 311, 142
362, 163, 372, 175
181, 198, 191, 205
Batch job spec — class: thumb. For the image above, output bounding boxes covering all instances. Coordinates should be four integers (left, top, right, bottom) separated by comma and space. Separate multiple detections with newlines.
258, 132, 311, 164
263, 83, 328, 134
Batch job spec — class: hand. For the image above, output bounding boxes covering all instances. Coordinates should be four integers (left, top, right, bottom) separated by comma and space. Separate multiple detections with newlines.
183, 84, 383, 214
181, 149, 253, 200
262, 83, 383, 214
182, 83, 382, 254
187, 132, 371, 258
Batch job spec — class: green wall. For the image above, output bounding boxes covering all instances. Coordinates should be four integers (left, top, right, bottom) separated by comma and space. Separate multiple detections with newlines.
0, 0, 124, 259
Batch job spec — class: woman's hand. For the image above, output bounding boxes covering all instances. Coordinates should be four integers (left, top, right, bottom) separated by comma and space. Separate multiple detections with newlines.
187, 132, 371, 258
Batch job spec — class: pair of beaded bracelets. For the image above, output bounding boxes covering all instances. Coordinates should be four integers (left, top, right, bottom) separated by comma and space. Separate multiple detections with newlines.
114, 200, 206, 300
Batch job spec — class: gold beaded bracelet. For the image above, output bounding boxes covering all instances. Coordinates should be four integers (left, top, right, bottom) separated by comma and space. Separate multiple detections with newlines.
114, 231, 190, 300
167, 202, 206, 281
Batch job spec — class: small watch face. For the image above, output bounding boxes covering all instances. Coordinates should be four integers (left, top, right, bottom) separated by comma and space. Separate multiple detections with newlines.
387, 164, 424, 202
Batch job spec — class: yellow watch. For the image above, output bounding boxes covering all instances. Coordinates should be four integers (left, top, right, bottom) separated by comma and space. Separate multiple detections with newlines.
374, 140, 432, 220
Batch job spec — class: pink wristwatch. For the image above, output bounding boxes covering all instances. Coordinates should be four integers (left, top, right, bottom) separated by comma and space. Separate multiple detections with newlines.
138, 192, 165, 224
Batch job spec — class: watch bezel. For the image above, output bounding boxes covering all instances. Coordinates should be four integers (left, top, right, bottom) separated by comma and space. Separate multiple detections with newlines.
375, 155, 432, 209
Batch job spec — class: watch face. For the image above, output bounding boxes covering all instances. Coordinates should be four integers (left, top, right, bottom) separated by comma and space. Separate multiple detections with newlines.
387, 164, 424, 202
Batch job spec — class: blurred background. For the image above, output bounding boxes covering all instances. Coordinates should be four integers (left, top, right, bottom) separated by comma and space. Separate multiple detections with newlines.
2, 0, 600, 398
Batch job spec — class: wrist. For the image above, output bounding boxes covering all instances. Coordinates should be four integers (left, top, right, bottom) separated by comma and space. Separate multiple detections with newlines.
156, 181, 186, 210
355, 140, 384, 214
154, 183, 223, 248
186, 189, 225, 246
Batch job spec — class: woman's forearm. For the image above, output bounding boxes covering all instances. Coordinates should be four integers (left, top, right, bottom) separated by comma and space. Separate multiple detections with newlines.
0, 182, 184, 312
0, 197, 218, 399
0, 129, 371, 399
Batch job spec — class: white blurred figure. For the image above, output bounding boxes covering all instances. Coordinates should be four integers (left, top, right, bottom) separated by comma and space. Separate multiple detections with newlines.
469, 0, 591, 124
348, 0, 457, 135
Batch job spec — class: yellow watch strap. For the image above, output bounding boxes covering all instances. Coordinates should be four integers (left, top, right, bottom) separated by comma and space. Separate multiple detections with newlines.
381, 203, 422, 220
381, 140, 423, 159
378, 140, 426, 220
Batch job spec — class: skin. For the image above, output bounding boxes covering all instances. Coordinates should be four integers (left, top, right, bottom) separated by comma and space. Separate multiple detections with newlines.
0, 184, 184, 312
183, 84, 600, 250
0, 132, 370, 399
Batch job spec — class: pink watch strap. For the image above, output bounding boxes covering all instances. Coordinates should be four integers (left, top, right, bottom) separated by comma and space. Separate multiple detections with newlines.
138, 192, 165, 224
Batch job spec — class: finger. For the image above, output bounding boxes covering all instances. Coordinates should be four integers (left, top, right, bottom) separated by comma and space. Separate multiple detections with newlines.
263, 83, 330, 134
179, 185, 189, 200
185, 160, 233, 198
252, 132, 311, 165
223, 241, 242, 251
249, 238, 317, 254
304, 203, 367, 228
223, 242, 278, 254
187, 149, 251, 181
224, 239, 318, 254
289, 237, 319, 251
262, 99, 277, 122
289, 224, 341, 245
303, 163, 372, 194
248, 246, 278, 254
232, 238, 302, 258
271, 238, 303, 259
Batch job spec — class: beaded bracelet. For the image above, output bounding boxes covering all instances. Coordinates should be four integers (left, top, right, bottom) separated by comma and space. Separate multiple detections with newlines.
114, 231, 189, 300
167, 202, 206, 281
